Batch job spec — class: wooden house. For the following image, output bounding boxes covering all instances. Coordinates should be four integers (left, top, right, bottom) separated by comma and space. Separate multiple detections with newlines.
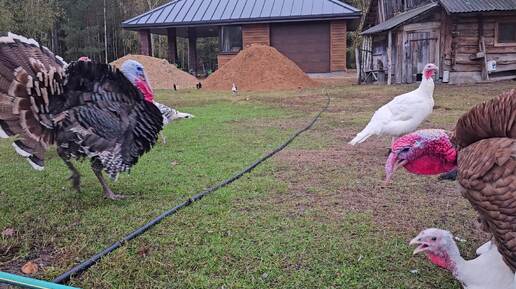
359, 0, 516, 84
122, 0, 361, 75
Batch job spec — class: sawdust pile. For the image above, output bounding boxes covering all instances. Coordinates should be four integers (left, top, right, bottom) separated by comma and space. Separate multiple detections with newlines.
203, 45, 319, 91
111, 54, 198, 90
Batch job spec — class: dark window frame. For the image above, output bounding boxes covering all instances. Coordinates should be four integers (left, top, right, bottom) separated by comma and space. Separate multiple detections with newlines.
495, 21, 516, 47
220, 25, 243, 53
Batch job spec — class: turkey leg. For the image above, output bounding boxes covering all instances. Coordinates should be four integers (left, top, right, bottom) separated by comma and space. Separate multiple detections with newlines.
60, 157, 82, 193
91, 166, 127, 200
160, 131, 167, 144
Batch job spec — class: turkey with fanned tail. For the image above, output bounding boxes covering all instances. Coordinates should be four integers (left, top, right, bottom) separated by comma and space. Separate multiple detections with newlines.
0, 33, 163, 200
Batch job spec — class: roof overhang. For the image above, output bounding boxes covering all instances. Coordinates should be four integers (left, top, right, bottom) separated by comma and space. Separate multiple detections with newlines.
361, 2, 438, 35
122, 13, 362, 31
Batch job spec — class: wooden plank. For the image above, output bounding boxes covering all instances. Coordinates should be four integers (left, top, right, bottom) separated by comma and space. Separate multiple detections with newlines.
242, 24, 270, 47
217, 53, 237, 68
403, 22, 440, 32
387, 30, 392, 85
330, 21, 347, 72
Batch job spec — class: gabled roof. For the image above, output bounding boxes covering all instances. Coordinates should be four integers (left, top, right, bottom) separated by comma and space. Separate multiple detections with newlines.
362, 2, 438, 35
440, 0, 516, 13
122, 0, 361, 29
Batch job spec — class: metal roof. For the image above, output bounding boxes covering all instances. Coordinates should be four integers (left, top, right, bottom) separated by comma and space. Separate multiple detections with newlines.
122, 0, 361, 29
361, 2, 438, 35
439, 0, 516, 13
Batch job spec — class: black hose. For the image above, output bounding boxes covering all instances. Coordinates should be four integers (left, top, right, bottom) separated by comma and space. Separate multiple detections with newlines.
53, 94, 330, 284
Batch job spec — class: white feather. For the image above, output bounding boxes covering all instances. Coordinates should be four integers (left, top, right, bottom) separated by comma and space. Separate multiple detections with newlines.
12, 142, 31, 157
349, 67, 436, 145
456, 243, 515, 289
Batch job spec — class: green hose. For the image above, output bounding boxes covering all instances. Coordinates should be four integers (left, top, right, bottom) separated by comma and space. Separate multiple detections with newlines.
0, 272, 80, 289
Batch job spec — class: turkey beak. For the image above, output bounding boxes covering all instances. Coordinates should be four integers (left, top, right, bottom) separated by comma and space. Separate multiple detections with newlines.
409, 237, 429, 255
384, 152, 408, 185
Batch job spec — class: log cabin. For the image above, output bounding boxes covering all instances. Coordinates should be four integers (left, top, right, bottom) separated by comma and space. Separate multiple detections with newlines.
122, 0, 361, 75
359, 0, 516, 84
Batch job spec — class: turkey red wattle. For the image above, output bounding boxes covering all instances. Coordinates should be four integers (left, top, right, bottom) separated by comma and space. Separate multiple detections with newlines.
423, 63, 438, 80
404, 155, 456, 175
135, 79, 154, 102
426, 252, 456, 272
384, 129, 457, 183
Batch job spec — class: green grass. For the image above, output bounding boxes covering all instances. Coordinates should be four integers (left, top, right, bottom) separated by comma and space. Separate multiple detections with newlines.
1, 81, 514, 288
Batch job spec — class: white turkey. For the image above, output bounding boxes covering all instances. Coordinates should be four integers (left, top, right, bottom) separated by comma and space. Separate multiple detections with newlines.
410, 228, 516, 289
0, 33, 163, 200
348, 63, 438, 145
232, 83, 238, 96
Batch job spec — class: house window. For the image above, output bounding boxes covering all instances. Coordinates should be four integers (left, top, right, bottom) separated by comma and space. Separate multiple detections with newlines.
496, 22, 516, 45
220, 26, 242, 53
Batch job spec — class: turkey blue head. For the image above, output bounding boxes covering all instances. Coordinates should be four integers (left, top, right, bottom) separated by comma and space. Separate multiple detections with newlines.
385, 129, 457, 183
120, 60, 154, 102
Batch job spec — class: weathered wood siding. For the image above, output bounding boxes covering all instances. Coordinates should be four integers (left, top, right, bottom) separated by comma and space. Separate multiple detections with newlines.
330, 21, 347, 71
443, 14, 516, 83
217, 53, 237, 68
242, 24, 270, 47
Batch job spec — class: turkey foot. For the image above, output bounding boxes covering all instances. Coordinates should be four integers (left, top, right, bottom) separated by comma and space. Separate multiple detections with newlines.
92, 167, 127, 200
62, 159, 82, 193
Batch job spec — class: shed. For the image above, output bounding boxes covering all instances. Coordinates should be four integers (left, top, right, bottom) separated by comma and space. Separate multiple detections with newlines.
122, 0, 361, 75
358, 0, 516, 84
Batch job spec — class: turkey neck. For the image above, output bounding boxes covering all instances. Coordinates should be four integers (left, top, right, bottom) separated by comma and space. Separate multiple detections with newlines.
445, 241, 467, 282
417, 74, 435, 97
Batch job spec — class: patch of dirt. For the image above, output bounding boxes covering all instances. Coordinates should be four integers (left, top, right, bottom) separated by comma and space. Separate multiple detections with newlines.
111, 54, 199, 90
271, 131, 487, 244
0, 245, 72, 277
203, 45, 319, 91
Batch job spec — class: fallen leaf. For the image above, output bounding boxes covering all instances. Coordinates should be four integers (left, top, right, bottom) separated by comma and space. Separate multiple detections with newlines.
2, 228, 15, 237
21, 261, 38, 274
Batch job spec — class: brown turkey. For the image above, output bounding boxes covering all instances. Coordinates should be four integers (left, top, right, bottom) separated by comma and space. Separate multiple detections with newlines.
0, 33, 163, 200
384, 89, 516, 271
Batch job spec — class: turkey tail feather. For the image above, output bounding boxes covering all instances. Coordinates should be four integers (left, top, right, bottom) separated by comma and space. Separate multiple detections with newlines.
0, 32, 66, 169
349, 129, 372, 145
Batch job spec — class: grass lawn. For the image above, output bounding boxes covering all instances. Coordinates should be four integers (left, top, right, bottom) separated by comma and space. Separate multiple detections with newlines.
1, 81, 515, 288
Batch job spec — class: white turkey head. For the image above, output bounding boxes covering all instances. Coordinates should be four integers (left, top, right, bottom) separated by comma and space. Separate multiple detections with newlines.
422, 63, 439, 80
410, 228, 461, 272
120, 60, 154, 103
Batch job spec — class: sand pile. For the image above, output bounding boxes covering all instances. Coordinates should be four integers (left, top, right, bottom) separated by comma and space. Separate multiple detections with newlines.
111, 54, 198, 90
203, 45, 319, 91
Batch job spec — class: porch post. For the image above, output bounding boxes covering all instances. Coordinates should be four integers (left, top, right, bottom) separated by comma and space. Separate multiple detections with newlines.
188, 27, 197, 75
138, 30, 152, 56
387, 30, 392, 85
167, 28, 178, 64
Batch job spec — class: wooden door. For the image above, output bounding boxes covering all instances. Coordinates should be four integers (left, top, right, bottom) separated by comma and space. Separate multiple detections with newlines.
271, 22, 330, 73
402, 22, 440, 83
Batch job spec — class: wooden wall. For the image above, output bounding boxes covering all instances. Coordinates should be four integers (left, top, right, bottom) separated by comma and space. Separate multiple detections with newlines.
443, 13, 516, 83
242, 24, 270, 47
330, 21, 347, 72
217, 53, 237, 68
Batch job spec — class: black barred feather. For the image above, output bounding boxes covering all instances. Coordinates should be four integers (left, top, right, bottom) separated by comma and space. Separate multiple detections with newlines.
0, 32, 163, 179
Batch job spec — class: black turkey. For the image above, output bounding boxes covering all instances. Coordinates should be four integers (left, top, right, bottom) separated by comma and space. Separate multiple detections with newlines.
0, 33, 163, 200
